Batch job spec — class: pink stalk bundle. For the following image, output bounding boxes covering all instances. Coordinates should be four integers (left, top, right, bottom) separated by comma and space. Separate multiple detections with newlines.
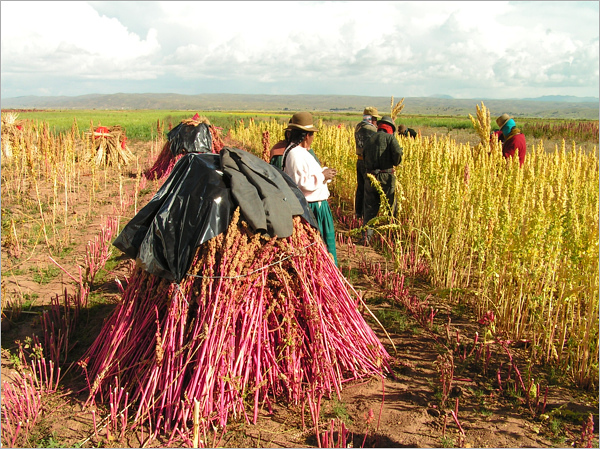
144, 141, 181, 180
320, 419, 351, 448
209, 125, 224, 153
29, 356, 60, 394
33, 284, 83, 366
107, 377, 130, 443
82, 210, 390, 441
84, 216, 119, 286
145, 124, 224, 181
1, 371, 43, 447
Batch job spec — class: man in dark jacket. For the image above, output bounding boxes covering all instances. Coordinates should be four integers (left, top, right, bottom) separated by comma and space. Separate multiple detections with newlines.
496, 113, 526, 167
398, 124, 417, 138
354, 107, 380, 222
361, 116, 403, 244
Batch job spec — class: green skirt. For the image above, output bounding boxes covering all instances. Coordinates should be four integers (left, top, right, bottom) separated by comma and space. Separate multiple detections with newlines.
309, 200, 338, 266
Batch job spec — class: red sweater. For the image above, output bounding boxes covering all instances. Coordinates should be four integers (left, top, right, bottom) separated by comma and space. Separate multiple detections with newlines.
502, 132, 526, 167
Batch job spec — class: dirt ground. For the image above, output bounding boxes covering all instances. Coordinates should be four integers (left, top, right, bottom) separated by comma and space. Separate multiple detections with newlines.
1, 137, 598, 448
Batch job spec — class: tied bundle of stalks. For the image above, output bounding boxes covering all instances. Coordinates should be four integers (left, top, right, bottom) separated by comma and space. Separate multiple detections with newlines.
145, 116, 224, 180
87, 124, 134, 167
1, 112, 25, 160
82, 209, 390, 441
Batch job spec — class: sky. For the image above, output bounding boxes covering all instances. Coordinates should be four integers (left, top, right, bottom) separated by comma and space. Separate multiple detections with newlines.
1, 1, 598, 100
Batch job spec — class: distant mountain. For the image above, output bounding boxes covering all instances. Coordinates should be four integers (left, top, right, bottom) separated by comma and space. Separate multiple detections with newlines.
429, 94, 454, 99
523, 95, 599, 103
1, 93, 598, 119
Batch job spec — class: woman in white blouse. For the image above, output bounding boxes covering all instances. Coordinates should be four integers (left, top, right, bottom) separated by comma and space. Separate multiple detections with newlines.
282, 112, 338, 266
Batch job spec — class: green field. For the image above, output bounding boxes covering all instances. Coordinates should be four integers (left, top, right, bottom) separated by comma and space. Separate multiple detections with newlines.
4, 109, 599, 143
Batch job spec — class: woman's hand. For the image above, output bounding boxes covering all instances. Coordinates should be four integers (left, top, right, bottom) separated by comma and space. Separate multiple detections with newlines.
322, 167, 337, 182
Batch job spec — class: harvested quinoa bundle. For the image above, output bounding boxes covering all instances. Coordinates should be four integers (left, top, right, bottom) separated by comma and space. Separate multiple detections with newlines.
82, 209, 390, 439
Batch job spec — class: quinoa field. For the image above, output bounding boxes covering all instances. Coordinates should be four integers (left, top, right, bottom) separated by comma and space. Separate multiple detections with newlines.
1, 105, 598, 448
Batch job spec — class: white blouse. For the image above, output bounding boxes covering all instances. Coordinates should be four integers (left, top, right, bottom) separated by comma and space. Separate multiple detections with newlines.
283, 146, 330, 203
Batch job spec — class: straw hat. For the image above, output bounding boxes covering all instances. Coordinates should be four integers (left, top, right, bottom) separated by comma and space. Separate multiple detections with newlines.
288, 112, 319, 132
496, 113, 511, 129
363, 107, 381, 118
398, 124, 407, 134
378, 115, 396, 133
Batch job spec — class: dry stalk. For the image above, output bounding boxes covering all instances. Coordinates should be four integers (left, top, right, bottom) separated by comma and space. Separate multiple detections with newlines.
469, 101, 491, 159
390, 96, 405, 121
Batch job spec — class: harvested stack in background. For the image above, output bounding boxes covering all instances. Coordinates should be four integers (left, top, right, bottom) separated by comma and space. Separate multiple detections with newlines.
82, 210, 390, 440
88, 125, 134, 167
1, 112, 24, 160
145, 116, 225, 180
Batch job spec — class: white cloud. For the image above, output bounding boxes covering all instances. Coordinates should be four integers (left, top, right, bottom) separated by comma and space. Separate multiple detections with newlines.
1, 1, 161, 80
1, 1, 598, 99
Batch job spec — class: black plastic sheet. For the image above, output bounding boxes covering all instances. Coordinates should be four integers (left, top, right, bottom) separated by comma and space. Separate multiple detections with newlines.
113, 149, 317, 283
168, 122, 212, 155
113, 153, 232, 282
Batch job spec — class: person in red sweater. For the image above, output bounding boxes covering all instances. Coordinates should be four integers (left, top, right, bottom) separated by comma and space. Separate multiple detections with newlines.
496, 114, 526, 167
